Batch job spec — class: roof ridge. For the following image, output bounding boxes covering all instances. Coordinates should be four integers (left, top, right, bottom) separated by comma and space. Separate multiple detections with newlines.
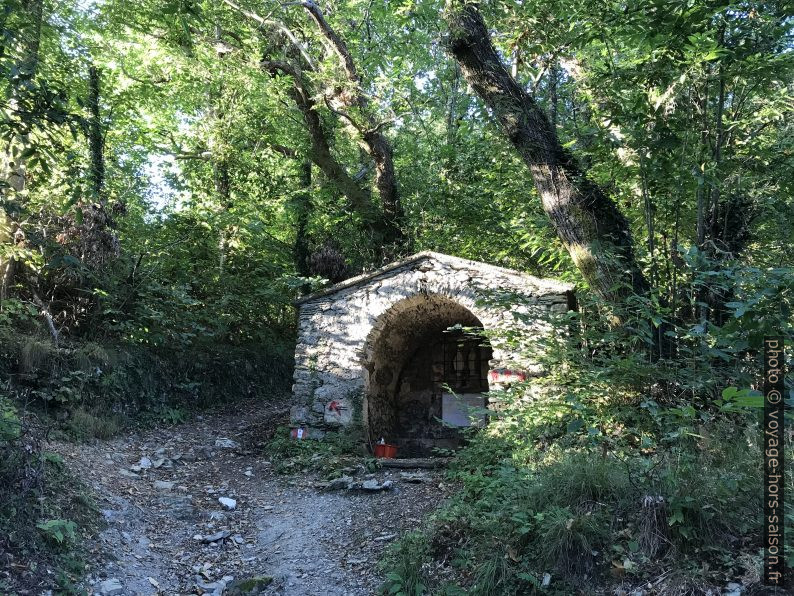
294, 251, 571, 305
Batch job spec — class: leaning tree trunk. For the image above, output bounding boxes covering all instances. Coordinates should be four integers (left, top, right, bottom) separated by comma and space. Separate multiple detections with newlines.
444, 3, 649, 307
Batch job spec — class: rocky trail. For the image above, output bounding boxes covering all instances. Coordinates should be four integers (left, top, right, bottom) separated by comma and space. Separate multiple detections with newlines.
51, 398, 449, 595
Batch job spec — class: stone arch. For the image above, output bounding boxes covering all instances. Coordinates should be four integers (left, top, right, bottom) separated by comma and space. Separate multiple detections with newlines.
289, 252, 574, 444
361, 293, 493, 454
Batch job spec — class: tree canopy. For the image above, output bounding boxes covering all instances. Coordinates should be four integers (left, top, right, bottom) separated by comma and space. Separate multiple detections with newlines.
0, 0, 792, 590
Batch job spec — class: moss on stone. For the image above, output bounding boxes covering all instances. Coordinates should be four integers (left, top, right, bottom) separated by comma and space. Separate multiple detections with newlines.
225, 576, 274, 595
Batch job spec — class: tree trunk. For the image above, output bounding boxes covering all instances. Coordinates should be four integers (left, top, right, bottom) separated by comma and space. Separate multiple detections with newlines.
87, 64, 105, 199
0, 0, 43, 305
261, 60, 374, 217
294, 161, 312, 280
0, 210, 14, 304
226, 0, 407, 264
215, 158, 231, 275
262, 58, 402, 264
549, 60, 559, 129
301, 1, 407, 257
445, 3, 649, 306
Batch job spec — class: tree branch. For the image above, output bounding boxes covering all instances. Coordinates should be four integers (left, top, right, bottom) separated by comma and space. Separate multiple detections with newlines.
221, 0, 316, 69
260, 56, 375, 216
299, 1, 406, 252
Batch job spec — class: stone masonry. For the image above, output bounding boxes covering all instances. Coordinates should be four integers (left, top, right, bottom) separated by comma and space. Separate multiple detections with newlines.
291, 251, 574, 441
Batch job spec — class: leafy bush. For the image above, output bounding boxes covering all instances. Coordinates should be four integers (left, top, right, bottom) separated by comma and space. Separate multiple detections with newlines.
0, 392, 21, 441
0, 325, 294, 443
64, 406, 123, 441
0, 408, 98, 592
37, 519, 78, 546
381, 531, 431, 596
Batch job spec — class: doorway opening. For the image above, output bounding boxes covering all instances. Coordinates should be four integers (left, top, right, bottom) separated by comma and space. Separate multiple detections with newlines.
364, 294, 492, 456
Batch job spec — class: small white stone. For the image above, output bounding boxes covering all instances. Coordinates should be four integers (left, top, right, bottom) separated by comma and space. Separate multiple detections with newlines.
218, 497, 237, 510
214, 437, 240, 449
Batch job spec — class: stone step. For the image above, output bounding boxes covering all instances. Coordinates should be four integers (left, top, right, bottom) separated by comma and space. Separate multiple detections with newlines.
377, 457, 450, 469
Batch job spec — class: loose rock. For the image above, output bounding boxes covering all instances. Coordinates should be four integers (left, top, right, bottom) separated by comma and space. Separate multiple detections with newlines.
215, 438, 240, 449
219, 497, 237, 510
399, 472, 429, 483
98, 578, 123, 595
357, 479, 393, 492
153, 480, 175, 491
325, 476, 353, 491
723, 583, 742, 596
373, 533, 396, 542
202, 530, 231, 543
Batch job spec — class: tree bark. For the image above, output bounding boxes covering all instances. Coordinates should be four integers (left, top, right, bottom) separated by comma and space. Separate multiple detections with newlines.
215, 158, 231, 275
0, 210, 14, 304
87, 64, 105, 199
1, 0, 44, 305
444, 3, 649, 306
549, 60, 559, 129
301, 1, 407, 255
294, 161, 312, 280
261, 60, 374, 217
224, 0, 407, 262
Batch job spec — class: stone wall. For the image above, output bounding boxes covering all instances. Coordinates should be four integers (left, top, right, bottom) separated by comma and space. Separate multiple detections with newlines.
290, 251, 574, 440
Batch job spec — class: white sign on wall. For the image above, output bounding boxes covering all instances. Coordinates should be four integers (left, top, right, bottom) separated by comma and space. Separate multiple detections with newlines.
441, 393, 487, 427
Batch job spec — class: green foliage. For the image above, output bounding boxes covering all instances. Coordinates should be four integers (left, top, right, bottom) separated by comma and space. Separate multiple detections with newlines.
0, 327, 292, 441
383, 285, 788, 592
1, 0, 792, 592
0, 411, 98, 592
0, 392, 21, 441
265, 425, 372, 477
380, 531, 431, 596
155, 405, 188, 425
36, 518, 78, 546
64, 407, 123, 441
386, 424, 765, 592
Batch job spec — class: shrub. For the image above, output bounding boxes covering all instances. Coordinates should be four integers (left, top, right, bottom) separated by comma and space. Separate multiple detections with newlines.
36, 519, 78, 546
64, 406, 123, 441
380, 290, 786, 594
0, 408, 98, 591
265, 425, 373, 477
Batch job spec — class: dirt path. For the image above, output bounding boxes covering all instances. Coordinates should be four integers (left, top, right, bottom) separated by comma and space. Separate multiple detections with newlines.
52, 398, 448, 595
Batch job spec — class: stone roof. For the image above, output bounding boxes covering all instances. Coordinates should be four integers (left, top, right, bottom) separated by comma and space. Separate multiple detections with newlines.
295, 250, 573, 305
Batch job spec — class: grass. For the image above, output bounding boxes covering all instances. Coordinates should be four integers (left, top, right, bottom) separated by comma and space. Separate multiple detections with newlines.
265, 424, 376, 477
380, 531, 431, 596
63, 406, 124, 441
379, 417, 771, 595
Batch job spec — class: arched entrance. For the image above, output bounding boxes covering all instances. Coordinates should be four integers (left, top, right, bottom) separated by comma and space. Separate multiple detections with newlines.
363, 293, 492, 456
